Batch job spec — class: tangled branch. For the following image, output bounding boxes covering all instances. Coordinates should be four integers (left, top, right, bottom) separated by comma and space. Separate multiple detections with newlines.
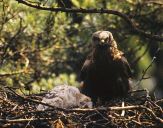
14, 0, 163, 42
0, 86, 163, 127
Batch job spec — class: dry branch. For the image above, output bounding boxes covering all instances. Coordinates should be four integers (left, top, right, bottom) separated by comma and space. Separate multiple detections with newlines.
14, 0, 163, 42
0, 86, 162, 128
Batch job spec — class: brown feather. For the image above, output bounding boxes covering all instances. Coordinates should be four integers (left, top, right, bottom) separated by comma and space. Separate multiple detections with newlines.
80, 31, 132, 103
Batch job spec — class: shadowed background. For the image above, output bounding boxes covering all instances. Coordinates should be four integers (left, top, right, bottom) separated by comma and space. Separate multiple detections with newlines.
0, 0, 163, 98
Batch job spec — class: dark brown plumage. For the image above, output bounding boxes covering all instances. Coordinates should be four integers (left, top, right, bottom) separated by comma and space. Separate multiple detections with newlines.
80, 31, 132, 103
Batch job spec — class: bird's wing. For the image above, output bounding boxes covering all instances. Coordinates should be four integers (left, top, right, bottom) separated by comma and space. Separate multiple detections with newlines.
118, 56, 132, 78
80, 55, 92, 81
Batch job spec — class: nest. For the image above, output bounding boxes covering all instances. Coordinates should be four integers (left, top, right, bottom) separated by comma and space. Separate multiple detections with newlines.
0, 86, 163, 128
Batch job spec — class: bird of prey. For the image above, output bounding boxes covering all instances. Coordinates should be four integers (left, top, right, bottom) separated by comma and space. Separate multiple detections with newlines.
80, 31, 132, 103
37, 84, 92, 110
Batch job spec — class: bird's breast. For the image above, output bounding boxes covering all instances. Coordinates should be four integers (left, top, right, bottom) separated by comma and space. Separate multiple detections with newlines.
89, 62, 117, 82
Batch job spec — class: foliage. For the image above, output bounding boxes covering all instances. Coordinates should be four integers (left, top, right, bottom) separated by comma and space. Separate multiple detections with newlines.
0, 0, 163, 95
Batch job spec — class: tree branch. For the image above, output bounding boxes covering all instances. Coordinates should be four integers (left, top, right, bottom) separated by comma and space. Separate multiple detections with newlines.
14, 0, 163, 42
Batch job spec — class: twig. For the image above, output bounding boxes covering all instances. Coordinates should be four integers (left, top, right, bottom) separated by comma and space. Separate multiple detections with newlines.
0, 52, 31, 77
14, 0, 163, 42
0, 18, 26, 65
134, 55, 157, 87
121, 101, 125, 116
1, 86, 163, 127
134, 47, 160, 87
0, 117, 53, 123
131, 43, 150, 65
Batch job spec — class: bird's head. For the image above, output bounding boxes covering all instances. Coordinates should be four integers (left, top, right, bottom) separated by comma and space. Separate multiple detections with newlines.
92, 31, 116, 48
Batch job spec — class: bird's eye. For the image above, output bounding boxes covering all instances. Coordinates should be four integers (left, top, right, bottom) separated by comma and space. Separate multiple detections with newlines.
105, 37, 109, 41
93, 37, 100, 41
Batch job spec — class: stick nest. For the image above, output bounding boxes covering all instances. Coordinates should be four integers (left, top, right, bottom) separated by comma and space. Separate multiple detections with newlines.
0, 86, 163, 128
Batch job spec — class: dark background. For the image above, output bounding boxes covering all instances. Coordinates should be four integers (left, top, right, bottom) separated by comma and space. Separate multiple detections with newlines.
0, 0, 163, 98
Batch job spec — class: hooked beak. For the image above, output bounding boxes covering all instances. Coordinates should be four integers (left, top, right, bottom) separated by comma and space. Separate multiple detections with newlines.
99, 39, 108, 46
101, 39, 105, 43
